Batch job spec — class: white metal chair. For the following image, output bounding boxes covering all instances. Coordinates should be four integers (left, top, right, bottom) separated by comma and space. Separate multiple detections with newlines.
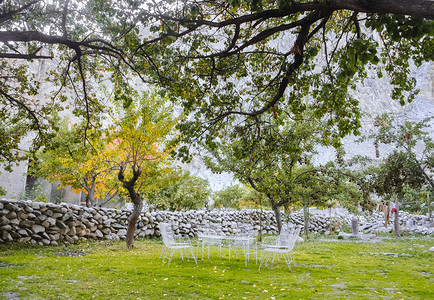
197, 227, 223, 259
259, 227, 301, 270
159, 222, 198, 266
229, 223, 258, 266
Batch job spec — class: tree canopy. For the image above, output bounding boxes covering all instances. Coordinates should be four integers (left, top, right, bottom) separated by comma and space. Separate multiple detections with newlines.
0, 0, 433, 166
142, 0, 433, 156
30, 118, 119, 207
147, 169, 211, 211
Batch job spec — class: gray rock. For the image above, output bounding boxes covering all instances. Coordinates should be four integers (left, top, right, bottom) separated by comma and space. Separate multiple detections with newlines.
56, 220, 68, 229
32, 224, 45, 233
95, 230, 104, 238
6, 211, 17, 219
62, 212, 74, 222
18, 229, 29, 237
68, 227, 77, 236
19, 219, 35, 228
43, 209, 53, 217
117, 229, 127, 236
0, 224, 12, 231
52, 212, 63, 219
107, 233, 120, 241
9, 218, 19, 225
0, 216, 9, 225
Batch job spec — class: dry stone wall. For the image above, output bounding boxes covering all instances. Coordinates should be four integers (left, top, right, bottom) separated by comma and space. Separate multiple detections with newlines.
0, 199, 432, 245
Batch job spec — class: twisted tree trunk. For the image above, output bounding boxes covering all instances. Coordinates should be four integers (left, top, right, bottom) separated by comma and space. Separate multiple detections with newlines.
118, 164, 142, 248
126, 193, 143, 248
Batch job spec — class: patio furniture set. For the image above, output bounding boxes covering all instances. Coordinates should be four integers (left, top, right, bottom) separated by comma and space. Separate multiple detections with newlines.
159, 222, 301, 270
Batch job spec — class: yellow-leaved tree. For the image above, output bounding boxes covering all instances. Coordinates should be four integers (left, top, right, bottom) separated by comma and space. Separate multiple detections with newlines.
104, 92, 177, 248
31, 119, 119, 207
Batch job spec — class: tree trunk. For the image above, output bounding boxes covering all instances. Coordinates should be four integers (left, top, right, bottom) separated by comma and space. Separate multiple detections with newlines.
118, 164, 142, 248
303, 204, 309, 239
271, 201, 282, 233
126, 195, 143, 248
258, 198, 263, 242
89, 181, 97, 207
394, 197, 400, 238
85, 193, 91, 208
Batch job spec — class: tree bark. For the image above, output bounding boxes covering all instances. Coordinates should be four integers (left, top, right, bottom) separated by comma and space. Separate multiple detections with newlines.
271, 201, 282, 233
89, 181, 97, 207
126, 195, 143, 248
394, 197, 400, 238
84, 193, 90, 208
303, 204, 310, 239
333, 0, 434, 19
118, 164, 142, 248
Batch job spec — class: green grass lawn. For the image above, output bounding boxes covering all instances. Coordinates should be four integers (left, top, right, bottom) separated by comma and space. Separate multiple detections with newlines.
0, 236, 432, 299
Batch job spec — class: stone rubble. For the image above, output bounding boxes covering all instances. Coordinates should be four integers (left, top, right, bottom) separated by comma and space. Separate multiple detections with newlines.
0, 199, 432, 245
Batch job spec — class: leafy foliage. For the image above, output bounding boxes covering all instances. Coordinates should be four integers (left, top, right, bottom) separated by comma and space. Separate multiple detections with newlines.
212, 184, 248, 209
1, 0, 432, 170
203, 108, 370, 231
147, 169, 211, 211
366, 114, 434, 198
104, 92, 177, 247
30, 117, 117, 207
401, 185, 432, 215
140, 0, 434, 159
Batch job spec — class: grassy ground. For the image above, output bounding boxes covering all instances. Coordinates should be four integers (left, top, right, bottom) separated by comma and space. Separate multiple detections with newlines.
0, 236, 432, 299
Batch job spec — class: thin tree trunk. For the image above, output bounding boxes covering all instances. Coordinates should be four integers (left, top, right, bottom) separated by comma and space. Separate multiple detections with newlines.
258, 198, 263, 242
394, 197, 400, 238
271, 202, 282, 233
126, 196, 143, 248
303, 204, 310, 239
118, 164, 142, 248
88, 181, 97, 207
85, 193, 91, 208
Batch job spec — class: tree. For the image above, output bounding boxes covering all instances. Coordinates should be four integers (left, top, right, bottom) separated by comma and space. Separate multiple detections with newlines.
1, 1, 432, 167
203, 110, 334, 231
402, 185, 432, 217
147, 169, 211, 211
371, 114, 434, 190
368, 151, 425, 237
290, 161, 372, 238
30, 118, 119, 207
212, 185, 248, 209
0, 0, 158, 167
104, 93, 176, 248
366, 114, 433, 237
141, 0, 434, 158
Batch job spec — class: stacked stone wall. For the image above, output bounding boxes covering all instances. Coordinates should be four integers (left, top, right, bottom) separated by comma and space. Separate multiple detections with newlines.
0, 199, 432, 245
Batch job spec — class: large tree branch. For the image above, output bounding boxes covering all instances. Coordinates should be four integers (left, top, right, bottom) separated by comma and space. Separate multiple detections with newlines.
144, 0, 433, 34
0, 31, 123, 55
333, 0, 434, 19
250, 9, 331, 117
